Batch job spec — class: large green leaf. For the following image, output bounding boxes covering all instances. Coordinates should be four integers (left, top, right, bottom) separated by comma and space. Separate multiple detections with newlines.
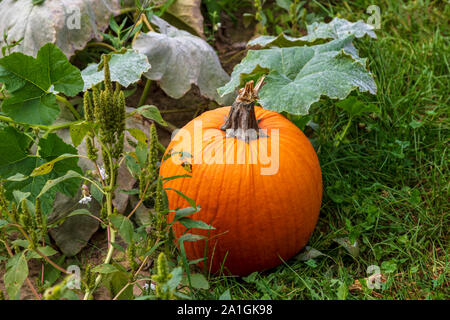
133, 16, 233, 105
4, 252, 29, 300
0, 43, 83, 125
0, 0, 125, 58
110, 214, 134, 244
0, 128, 82, 214
218, 37, 377, 115
81, 50, 151, 90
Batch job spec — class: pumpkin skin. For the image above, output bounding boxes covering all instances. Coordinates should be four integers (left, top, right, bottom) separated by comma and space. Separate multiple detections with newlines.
159, 106, 322, 276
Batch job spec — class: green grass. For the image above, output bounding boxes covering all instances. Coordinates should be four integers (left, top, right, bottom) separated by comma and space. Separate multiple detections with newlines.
207, 0, 449, 300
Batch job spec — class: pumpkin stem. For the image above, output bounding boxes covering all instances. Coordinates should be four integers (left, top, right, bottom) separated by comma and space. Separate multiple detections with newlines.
221, 77, 266, 142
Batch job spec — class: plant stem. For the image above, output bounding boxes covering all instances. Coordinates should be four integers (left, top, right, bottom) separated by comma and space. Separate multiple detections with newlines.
127, 180, 150, 219
221, 77, 266, 142
83, 152, 117, 300
334, 116, 353, 147
55, 94, 81, 120
0, 115, 82, 131
138, 79, 152, 107
85, 42, 117, 52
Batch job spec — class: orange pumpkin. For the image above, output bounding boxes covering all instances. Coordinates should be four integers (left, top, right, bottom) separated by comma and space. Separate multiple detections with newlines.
159, 80, 322, 276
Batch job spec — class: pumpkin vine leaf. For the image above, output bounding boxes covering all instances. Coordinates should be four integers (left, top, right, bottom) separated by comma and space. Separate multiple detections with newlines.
0, 127, 82, 214
248, 17, 377, 49
132, 16, 234, 105
81, 50, 151, 91
0, 43, 84, 125
218, 36, 377, 115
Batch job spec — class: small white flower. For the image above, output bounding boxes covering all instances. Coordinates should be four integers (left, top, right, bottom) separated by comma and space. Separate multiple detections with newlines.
99, 166, 108, 180
143, 282, 156, 291
79, 195, 92, 205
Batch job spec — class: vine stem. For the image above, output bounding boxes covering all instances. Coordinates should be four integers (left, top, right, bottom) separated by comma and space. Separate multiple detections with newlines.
127, 180, 150, 219
138, 79, 152, 106
55, 94, 81, 120
83, 152, 116, 300
11, 224, 69, 274
0, 115, 82, 131
334, 116, 353, 147
85, 42, 117, 52
113, 237, 161, 300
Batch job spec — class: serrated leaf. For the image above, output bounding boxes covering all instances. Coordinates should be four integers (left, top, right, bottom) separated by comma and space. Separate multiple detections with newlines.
178, 233, 205, 242
126, 128, 148, 144
295, 246, 327, 261
304, 17, 377, 42
249, 17, 376, 49
31, 153, 78, 177
93, 264, 119, 274
90, 183, 104, 203
167, 266, 183, 290
48, 209, 93, 227
70, 121, 90, 147
37, 170, 82, 199
12, 190, 31, 204
107, 271, 133, 300
178, 217, 214, 230
219, 37, 377, 115
173, 206, 201, 220
133, 16, 233, 105
165, 188, 196, 207
0, 0, 124, 59
336, 96, 379, 117
27, 246, 58, 259
333, 237, 360, 257
135, 105, 167, 126
81, 50, 151, 90
219, 289, 232, 300
125, 154, 141, 177
0, 219, 9, 228
0, 43, 83, 125
110, 214, 134, 244
189, 273, 209, 289
4, 252, 28, 299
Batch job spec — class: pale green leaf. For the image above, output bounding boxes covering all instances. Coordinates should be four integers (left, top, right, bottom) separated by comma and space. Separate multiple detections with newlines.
189, 273, 209, 289
135, 105, 167, 126
81, 50, 151, 90
93, 264, 119, 274
110, 214, 134, 244
248, 17, 376, 48
0, 0, 123, 58
219, 37, 377, 115
133, 16, 233, 105
4, 252, 28, 299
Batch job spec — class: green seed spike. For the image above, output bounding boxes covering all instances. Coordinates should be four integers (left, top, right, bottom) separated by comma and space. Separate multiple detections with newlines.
0, 184, 7, 220
86, 137, 98, 161
103, 55, 113, 93
9, 202, 18, 223
126, 240, 138, 275
148, 123, 159, 178
35, 197, 46, 235
83, 91, 94, 122
152, 252, 174, 300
